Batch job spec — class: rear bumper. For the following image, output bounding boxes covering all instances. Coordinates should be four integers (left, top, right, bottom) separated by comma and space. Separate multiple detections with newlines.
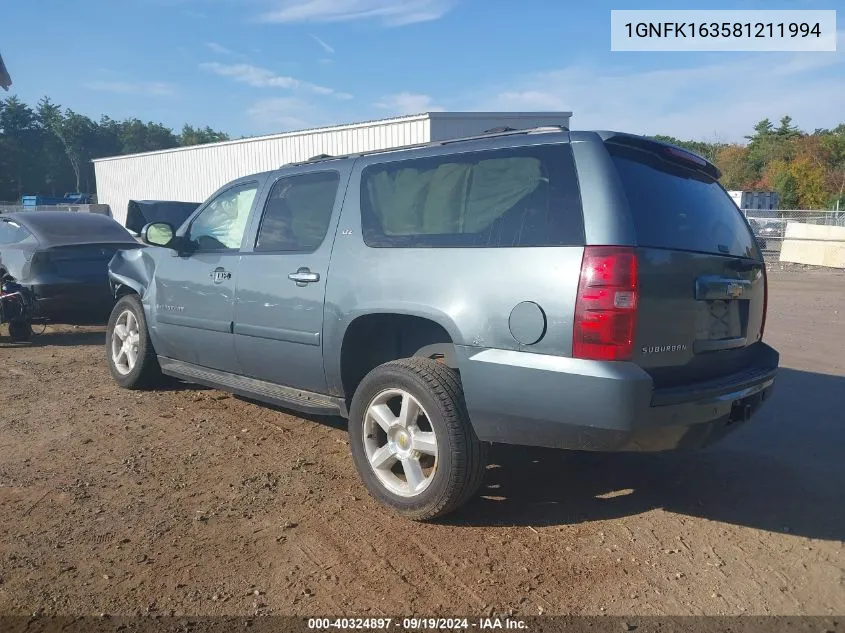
457, 344, 778, 452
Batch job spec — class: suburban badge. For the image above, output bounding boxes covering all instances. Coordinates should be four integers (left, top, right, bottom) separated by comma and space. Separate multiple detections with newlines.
641, 344, 688, 354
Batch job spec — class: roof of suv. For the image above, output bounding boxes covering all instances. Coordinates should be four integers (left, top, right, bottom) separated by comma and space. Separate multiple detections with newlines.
282, 125, 572, 169
274, 126, 719, 180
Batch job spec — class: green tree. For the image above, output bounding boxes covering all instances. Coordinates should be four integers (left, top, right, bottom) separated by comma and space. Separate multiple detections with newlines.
1, 95, 236, 200
789, 155, 828, 208
715, 145, 757, 190
96, 115, 122, 159
745, 117, 794, 178
0, 96, 40, 200
775, 115, 800, 139
180, 124, 229, 147
763, 160, 799, 209
745, 118, 774, 145
35, 97, 76, 195
117, 118, 179, 154
49, 109, 100, 192
821, 128, 845, 209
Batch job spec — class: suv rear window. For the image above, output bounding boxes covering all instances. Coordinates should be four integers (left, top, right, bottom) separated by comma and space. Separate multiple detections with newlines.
607, 142, 757, 258
360, 143, 584, 248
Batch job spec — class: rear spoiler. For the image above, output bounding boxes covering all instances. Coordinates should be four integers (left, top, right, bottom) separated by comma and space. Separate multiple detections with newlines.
597, 131, 721, 181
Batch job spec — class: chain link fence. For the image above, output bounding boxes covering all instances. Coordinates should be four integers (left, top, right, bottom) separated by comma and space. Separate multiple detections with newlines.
743, 209, 845, 262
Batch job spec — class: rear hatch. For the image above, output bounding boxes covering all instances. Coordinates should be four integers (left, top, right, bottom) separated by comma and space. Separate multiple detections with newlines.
605, 136, 774, 390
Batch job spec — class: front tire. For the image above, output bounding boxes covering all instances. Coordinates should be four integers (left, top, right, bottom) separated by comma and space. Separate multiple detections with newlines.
348, 358, 487, 521
106, 294, 162, 389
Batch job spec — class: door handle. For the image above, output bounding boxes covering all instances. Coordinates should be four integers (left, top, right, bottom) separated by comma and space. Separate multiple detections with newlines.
288, 268, 320, 286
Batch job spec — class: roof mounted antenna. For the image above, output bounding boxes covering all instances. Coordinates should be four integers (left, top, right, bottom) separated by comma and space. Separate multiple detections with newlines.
308, 153, 333, 161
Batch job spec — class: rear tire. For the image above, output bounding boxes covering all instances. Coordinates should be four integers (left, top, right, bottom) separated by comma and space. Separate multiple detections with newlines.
8, 318, 32, 342
348, 358, 487, 521
106, 294, 162, 389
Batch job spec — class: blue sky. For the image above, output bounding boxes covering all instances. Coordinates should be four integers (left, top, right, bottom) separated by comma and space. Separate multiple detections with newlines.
3, 0, 843, 142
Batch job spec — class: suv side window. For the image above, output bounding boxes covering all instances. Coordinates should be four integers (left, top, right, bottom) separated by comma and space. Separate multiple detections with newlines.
0, 219, 33, 244
255, 171, 340, 252
360, 143, 583, 248
188, 182, 259, 252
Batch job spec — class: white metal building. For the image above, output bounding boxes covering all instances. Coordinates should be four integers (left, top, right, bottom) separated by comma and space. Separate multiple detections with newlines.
93, 111, 573, 227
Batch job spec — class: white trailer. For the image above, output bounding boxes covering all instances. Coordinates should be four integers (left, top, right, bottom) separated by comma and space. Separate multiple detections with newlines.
728, 190, 780, 211
93, 111, 573, 227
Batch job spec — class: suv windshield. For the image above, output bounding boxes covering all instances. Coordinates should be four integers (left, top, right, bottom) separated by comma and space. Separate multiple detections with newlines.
607, 142, 757, 258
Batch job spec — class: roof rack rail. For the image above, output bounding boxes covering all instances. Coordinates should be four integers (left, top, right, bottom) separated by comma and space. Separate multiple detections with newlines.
438, 124, 567, 146
284, 153, 348, 168
528, 125, 570, 134
280, 125, 568, 168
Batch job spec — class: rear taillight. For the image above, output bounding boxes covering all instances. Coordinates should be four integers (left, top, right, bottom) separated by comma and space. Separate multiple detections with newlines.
573, 246, 639, 361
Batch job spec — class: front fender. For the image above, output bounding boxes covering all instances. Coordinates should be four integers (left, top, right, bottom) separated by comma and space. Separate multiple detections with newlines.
108, 246, 156, 299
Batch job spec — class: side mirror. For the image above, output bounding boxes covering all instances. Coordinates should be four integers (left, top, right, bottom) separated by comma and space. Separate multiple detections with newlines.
141, 222, 175, 248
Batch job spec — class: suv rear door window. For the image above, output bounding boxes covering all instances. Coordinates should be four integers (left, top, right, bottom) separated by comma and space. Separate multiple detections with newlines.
360, 144, 583, 247
255, 171, 340, 252
608, 143, 757, 258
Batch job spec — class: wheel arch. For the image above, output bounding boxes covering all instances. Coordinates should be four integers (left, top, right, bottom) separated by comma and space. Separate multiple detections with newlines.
112, 279, 141, 299
333, 309, 463, 406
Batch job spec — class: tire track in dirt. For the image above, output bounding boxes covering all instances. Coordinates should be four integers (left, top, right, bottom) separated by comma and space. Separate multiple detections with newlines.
3, 279, 845, 618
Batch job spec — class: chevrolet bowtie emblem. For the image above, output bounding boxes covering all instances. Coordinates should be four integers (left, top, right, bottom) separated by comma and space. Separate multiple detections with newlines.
727, 282, 743, 299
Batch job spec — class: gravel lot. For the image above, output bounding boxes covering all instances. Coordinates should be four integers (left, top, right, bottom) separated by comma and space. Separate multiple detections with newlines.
1, 270, 843, 617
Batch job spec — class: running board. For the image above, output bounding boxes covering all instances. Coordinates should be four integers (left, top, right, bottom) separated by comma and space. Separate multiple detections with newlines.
158, 357, 348, 418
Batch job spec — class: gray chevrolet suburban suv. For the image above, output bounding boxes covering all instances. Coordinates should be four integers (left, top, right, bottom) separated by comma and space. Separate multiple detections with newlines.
106, 127, 778, 520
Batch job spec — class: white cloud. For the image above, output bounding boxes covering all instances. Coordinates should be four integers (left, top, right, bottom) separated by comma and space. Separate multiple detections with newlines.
206, 42, 234, 55
259, 0, 455, 27
375, 92, 443, 115
200, 62, 352, 99
201, 62, 297, 88
84, 80, 177, 97
309, 33, 335, 55
479, 32, 845, 142
247, 97, 322, 131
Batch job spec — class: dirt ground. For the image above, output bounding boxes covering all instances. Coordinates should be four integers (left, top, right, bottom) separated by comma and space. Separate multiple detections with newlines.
1, 270, 843, 618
